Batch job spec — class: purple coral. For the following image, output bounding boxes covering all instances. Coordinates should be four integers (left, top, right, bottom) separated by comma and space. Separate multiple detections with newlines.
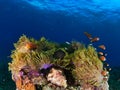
41, 64, 53, 70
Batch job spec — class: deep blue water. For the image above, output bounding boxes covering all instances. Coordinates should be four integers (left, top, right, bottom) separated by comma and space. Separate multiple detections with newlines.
0, 0, 120, 67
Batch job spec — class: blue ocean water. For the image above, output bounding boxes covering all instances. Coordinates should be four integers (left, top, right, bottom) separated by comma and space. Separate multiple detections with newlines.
0, 0, 120, 67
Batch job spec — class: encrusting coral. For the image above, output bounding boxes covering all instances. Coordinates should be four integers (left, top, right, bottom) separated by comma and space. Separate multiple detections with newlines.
8, 34, 110, 90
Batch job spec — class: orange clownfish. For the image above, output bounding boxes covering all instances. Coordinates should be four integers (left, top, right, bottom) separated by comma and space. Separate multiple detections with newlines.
98, 45, 106, 50
99, 56, 106, 61
25, 42, 37, 50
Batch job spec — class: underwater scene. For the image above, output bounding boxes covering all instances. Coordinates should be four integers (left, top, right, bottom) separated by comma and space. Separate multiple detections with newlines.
0, 0, 120, 90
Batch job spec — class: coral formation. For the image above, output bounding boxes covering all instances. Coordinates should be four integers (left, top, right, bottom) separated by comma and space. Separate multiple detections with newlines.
8, 35, 109, 90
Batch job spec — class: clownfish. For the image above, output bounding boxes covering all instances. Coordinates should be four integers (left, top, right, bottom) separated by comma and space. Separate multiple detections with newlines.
25, 42, 37, 50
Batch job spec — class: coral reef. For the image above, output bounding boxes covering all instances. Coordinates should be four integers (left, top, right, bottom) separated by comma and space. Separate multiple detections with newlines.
8, 35, 110, 90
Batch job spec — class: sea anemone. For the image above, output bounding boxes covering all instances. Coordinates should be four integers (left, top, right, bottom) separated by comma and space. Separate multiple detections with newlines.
8, 35, 109, 90
72, 45, 104, 88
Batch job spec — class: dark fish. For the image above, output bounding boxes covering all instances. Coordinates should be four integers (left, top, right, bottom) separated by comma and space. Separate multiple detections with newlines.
53, 49, 65, 59
65, 46, 75, 54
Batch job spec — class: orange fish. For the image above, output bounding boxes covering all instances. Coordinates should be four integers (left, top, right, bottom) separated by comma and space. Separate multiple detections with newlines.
99, 56, 106, 61
101, 70, 108, 76
98, 52, 104, 55
84, 32, 92, 39
90, 37, 100, 42
25, 42, 37, 50
98, 45, 106, 50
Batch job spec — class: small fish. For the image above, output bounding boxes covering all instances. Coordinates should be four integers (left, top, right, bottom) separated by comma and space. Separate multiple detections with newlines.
53, 49, 66, 59
98, 45, 106, 50
105, 63, 109, 66
104, 67, 111, 71
25, 42, 37, 50
64, 47, 68, 50
108, 68, 111, 71
99, 56, 106, 61
94, 48, 97, 50
65, 41, 70, 45
98, 52, 104, 55
84, 32, 92, 39
90, 37, 100, 42
101, 70, 108, 76
89, 43, 93, 46
103, 76, 109, 81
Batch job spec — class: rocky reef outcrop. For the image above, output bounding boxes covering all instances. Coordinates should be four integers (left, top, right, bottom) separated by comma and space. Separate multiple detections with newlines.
8, 35, 109, 90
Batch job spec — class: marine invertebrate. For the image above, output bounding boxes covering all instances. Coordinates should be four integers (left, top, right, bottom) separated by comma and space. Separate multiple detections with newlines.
72, 45, 104, 87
